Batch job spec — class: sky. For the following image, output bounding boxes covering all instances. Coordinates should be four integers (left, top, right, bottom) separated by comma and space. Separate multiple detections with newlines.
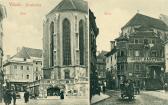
88, 0, 168, 51
1, 0, 168, 57
1, 0, 62, 57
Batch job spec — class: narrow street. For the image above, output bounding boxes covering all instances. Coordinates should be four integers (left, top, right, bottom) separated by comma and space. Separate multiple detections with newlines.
92, 90, 168, 105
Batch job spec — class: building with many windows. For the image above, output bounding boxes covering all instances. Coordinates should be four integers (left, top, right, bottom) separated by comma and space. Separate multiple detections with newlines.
42, 0, 89, 97
3, 47, 42, 93
105, 41, 118, 89
96, 51, 107, 87
116, 13, 168, 90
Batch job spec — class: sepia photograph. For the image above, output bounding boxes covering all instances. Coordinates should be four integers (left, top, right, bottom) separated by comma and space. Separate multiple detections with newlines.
0, 0, 89, 105
0, 0, 168, 105
89, 0, 168, 105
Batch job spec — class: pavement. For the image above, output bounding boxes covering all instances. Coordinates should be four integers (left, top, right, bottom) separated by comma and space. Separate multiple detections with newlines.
92, 90, 168, 105
91, 93, 110, 104
0, 96, 89, 105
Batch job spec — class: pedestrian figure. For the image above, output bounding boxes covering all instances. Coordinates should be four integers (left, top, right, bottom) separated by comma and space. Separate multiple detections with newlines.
12, 91, 16, 105
103, 85, 106, 94
60, 90, 64, 100
4, 90, 12, 105
98, 86, 101, 95
164, 83, 168, 92
127, 80, 134, 101
24, 91, 29, 103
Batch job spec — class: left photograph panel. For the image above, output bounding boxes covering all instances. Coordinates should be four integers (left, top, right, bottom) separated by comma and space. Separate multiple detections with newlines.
0, 0, 89, 105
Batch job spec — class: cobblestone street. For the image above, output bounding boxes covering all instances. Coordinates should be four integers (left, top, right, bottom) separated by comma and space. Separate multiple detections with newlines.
92, 90, 168, 105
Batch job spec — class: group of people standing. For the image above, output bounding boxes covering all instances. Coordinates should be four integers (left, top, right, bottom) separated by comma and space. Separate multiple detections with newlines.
3, 89, 30, 105
120, 79, 140, 101
3, 90, 16, 105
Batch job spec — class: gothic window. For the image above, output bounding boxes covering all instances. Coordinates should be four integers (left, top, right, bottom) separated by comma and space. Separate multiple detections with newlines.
79, 20, 84, 65
50, 22, 54, 66
63, 18, 71, 65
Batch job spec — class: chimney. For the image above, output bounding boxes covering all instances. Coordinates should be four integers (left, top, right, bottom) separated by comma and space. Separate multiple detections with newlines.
110, 41, 115, 51
17, 47, 20, 53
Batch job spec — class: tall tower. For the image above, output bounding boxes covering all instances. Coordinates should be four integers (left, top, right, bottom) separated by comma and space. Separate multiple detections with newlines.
43, 0, 89, 96
0, 4, 6, 103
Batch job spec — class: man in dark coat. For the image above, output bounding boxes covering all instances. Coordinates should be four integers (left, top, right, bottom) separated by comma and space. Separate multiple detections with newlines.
24, 91, 29, 103
60, 90, 64, 100
12, 91, 16, 105
4, 90, 12, 105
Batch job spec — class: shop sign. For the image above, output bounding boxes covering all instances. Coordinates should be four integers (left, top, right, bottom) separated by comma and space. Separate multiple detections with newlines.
127, 57, 164, 63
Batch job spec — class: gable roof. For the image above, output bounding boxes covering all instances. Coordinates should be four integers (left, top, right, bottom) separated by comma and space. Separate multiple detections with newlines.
13, 47, 42, 59
122, 13, 168, 31
105, 47, 117, 57
47, 0, 88, 15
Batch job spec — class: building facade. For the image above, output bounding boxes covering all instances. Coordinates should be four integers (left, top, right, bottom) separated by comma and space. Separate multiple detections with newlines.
42, 0, 89, 97
0, 4, 6, 102
116, 13, 168, 90
96, 51, 107, 86
105, 41, 118, 89
3, 47, 43, 94
89, 9, 99, 97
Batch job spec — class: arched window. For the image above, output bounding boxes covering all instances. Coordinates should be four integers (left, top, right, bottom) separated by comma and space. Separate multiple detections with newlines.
63, 19, 71, 65
79, 20, 84, 65
50, 22, 54, 66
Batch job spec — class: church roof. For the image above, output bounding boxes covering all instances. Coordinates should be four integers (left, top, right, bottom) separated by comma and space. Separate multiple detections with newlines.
48, 0, 88, 15
13, 47, 42, 59
122, 13, 168, 31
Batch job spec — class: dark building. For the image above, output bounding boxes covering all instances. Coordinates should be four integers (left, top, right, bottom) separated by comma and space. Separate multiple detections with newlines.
116, 13, 168, 90
96, 51, 107, 86
89, 9, 99, 97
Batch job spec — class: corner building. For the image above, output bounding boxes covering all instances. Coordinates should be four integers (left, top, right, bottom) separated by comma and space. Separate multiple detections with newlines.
116, 13, 168, 90
43, 0, 89, 97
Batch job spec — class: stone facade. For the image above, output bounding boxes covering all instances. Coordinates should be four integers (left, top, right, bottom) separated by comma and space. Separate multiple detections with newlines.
3, 47, 42, 93
116, 13, 167, 90
42, 0, 89, 97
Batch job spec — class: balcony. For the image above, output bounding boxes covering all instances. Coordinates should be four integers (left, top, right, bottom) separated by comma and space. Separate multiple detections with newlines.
127, 57, 164, 63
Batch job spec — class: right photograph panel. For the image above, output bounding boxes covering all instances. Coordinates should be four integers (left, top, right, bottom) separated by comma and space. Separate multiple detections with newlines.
89, 0, 168, 104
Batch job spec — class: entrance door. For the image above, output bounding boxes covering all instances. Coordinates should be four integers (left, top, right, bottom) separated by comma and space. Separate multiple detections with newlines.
47, 87, 60, 96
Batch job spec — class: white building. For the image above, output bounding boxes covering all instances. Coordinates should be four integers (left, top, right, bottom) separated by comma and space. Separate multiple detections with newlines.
3, 47, 42, 92
105, 41, 118, 89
